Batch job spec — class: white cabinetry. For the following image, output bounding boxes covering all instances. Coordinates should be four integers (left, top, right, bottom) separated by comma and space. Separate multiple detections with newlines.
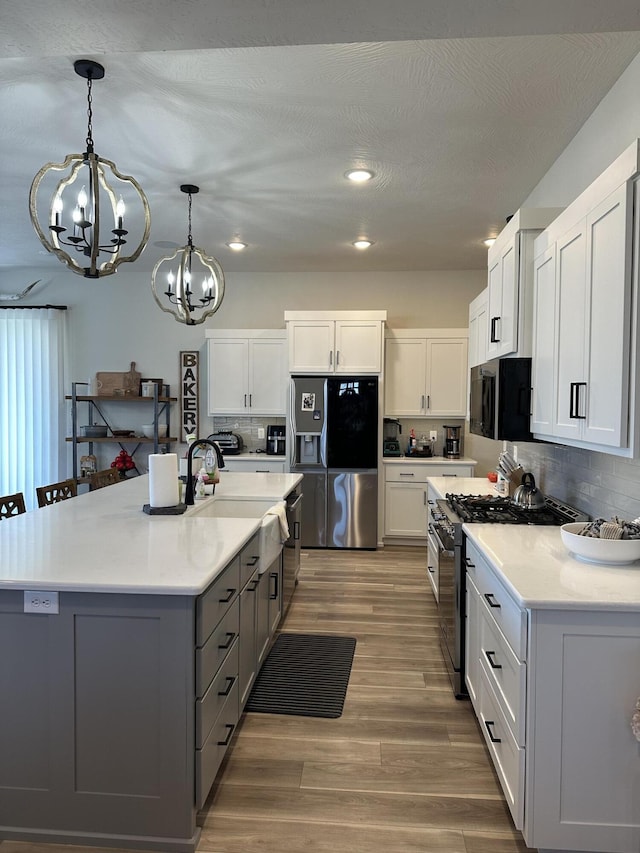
285, 311, 386, 374
384, 330, 468, 417
532, 140, 640, 456
384, 461, 475, 540
465, 538, 526, 829
205, 330, 287, 416
221, 457, 286, 473
468, 288, 488, 368
527, 609, 640, 853
486, 208, 562, 359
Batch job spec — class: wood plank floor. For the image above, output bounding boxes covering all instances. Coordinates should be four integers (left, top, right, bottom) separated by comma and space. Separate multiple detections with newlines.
197, 546, 532, 853
1, 546, 532, 853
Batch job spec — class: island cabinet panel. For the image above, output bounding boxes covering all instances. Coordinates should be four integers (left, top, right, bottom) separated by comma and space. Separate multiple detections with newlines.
527, 609, 640, 853
0, 589, 197, 847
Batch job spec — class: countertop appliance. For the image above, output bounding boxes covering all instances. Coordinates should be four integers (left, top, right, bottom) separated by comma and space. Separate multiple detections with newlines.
207, 431, 244, 455
443, 425, 461, 458
383, 418, 403, 457
429, 492, 589, 698
266, 424, 286, 455
290, 375, 378, 549
469, 357, 533, 441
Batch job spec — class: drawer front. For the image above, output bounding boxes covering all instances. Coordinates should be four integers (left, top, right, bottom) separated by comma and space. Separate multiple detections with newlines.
466, 540, 526, 660
386, 463, 473, 482
196, 598, 240, 697
195, 677, 239, 809
196, 556, 240, 647
239, 533, 261, 587
196, 639, 239, 748
479, 603, 526, 746
478, 672, 525, 830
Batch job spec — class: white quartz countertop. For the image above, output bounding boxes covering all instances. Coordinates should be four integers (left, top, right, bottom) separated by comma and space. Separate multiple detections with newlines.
464, 524, 640, 611
383, 456, 477, 465
0, 472, 302, 596
426, 476, 640, 611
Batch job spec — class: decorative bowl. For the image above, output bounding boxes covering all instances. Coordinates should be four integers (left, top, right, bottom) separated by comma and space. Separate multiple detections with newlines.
560, 522, 640, 565
141, 424, 168, 439
81, 424, 108, 438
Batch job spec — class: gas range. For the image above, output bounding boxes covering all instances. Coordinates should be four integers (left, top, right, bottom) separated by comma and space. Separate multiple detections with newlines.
431, 492, 589, 551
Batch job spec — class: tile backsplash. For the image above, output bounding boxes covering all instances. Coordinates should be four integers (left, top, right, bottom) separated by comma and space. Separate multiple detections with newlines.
465, 428, 640, 522
207, 415, 287, 453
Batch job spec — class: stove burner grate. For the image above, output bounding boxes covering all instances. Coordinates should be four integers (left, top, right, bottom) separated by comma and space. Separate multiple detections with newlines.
445, 492, 587, 526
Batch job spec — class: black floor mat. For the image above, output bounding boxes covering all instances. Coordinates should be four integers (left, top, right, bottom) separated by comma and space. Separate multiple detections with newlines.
245, 632, 357, 719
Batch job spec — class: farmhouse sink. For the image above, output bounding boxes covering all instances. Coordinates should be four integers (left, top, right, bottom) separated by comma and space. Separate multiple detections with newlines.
189, 497, 286, 568
188, 497, 280, 518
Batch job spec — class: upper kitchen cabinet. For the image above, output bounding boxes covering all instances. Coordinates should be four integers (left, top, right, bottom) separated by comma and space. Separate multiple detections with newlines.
204, 329, 287, 416
385, 329, 468, 418
532, 140, 640, 456
486, 208, 563, 359
468, 288, 488, 368
285, 311, 387, 374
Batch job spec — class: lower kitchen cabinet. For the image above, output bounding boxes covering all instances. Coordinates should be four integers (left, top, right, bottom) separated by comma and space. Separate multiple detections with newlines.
238, 569, 260, 710
384, 462, 475, 541
465, 537, 640, 853
222, 456, 286, 473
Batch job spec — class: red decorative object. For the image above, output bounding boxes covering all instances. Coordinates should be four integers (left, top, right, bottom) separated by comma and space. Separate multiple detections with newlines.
111, 449, 135, 478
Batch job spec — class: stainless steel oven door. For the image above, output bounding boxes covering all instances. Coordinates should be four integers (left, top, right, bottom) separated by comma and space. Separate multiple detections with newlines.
432, 522, 466, 698
426, 527, 440, 603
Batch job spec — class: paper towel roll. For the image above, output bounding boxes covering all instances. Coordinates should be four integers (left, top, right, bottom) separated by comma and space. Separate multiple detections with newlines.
148, 454, 179, 508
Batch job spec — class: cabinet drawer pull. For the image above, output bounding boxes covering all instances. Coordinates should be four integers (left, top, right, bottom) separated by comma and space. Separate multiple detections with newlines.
329, 351, 333, 367
569, 381, 587, 419
248, 579, 259, 592
421, 394, 425, 410
423, 491, 427, 505
270, 571, 279, 600
217, 675, 236, 697
246, 555, 259, 567
399, 472, 415, 477
217, 723, 235, 747
465, 557, 475, 568
427, 565, 435, 574
219, 589, 236, 603
484, 720, 502, 743
485, 650, 502, 669
218, 632, 235, 650
484, 593, 501, 609
249, 393, 252, 407
244, 394, 247, 407
336, 350, 340, 365
490, 316, 500, 343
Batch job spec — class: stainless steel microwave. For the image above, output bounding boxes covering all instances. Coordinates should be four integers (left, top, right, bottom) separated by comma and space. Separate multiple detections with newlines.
469, 358, 533, 441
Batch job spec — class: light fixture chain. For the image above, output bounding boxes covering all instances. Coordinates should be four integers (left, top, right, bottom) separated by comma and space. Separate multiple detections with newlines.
187, 192, 193, 248
85, 75, 94, 152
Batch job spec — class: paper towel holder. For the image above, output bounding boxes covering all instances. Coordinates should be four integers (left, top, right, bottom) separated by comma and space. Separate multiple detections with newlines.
143, 503, 187, 515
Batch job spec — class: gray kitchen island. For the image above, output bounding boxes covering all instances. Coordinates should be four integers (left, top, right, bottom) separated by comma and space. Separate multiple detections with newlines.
0, 472, 302, 852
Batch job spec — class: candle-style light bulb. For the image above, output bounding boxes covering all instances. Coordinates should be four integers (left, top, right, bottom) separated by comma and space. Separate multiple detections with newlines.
115, 196, 125, 231
77, 186, 88, 209
167, 270, 175, 294
52, 195, 63, 227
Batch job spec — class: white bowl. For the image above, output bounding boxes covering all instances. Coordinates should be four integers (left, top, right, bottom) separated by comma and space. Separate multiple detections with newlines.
141, 424, 168, 439
560, 522, 640, 565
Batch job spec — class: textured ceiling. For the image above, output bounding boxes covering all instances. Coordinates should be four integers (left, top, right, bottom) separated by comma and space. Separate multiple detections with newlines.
1, 1, 640, 275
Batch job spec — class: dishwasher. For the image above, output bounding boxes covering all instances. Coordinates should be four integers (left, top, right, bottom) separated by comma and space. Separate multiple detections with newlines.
282, 487, 302, 615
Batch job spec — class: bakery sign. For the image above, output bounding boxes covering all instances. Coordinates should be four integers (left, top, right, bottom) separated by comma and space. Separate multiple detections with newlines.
179, 351, 199, 441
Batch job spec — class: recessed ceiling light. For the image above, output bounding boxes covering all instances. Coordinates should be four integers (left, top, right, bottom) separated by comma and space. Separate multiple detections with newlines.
353, 239, 374, 250
483, 238, 496, 247
226, 241, 247, 251
346, 169, 374, 183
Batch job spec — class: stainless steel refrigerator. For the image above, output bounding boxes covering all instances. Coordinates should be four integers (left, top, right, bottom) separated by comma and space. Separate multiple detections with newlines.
289, 375, 378, 549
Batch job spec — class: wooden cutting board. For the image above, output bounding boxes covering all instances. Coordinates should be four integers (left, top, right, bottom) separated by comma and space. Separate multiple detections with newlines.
96, 362, 141, 396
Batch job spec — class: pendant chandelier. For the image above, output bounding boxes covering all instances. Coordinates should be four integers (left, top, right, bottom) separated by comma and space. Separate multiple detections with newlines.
29, 59, 151, 278
150, 184, 225, 326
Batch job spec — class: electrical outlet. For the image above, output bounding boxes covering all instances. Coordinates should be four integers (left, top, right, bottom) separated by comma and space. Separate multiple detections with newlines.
24, 590, 59, 614
258, 427, 265, 439
429, 430, 438, 442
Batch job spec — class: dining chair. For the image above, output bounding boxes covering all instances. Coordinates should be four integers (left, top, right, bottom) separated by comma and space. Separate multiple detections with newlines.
89, 468, 120, 491
0, 492, 27, 520
36, 478, 77, 508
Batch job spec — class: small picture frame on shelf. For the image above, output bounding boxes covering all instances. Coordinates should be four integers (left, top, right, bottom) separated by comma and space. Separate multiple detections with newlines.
140, 378, 163, 398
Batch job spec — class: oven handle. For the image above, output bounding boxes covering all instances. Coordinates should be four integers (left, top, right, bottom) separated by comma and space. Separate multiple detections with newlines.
430, 523, 454, 556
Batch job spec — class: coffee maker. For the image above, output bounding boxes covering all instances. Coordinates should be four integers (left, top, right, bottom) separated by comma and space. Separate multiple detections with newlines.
383, 418, 403, 457
443, 425, 462, 459
266, 424, 286, 455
